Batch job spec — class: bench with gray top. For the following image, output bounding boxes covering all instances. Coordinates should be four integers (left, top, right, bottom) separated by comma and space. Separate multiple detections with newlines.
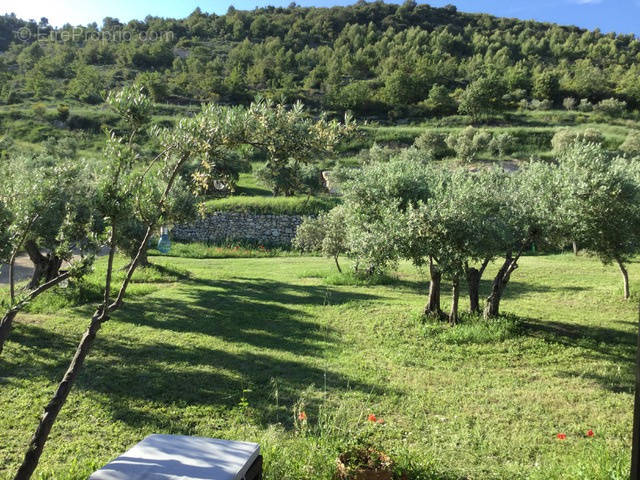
89, 434, 262, 480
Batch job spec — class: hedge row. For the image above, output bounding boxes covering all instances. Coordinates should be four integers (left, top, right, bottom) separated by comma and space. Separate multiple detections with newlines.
203, 195, 341, 216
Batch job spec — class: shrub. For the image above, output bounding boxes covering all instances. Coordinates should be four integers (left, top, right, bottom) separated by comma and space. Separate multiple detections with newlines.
204, 195, 340, 216
413, 131, 449, 159
446, 126, 491, 163
32, 102, 47, 118
552, 128, 605, 153
595, 98, 627, 117
488, 133, 516, 157
620, 131, 640, 156
578, 98, 593, 112
530, 99, 553, 111
56, 104, 70, 122
563, 97, 577, 111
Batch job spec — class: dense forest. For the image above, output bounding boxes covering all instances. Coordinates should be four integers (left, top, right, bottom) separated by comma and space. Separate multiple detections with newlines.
1, 0, 640, 117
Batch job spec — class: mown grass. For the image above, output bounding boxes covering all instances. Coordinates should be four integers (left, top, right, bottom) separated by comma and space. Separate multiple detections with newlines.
0, 253, 636, 479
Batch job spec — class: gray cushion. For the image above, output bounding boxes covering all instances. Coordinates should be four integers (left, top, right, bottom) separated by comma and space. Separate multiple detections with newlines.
89, 434, 260, 480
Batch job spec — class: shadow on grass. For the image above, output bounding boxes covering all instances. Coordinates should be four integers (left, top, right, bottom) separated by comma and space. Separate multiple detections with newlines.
2, 274, 389, 432
520, 317, 636, 393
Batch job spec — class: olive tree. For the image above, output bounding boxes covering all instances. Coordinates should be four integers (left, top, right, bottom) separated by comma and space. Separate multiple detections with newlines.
556, 142, 640, 300
0, 156, 97, 355
341, 155, 442, 312
246, 98, 356, 196
293, 206, 348, 272
483, 161, 559, 318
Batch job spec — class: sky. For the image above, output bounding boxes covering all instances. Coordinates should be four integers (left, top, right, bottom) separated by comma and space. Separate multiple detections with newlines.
1, 0, 639, 36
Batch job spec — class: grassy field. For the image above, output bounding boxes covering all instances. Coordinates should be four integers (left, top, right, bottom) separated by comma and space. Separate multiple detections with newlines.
0, 253, 636, 479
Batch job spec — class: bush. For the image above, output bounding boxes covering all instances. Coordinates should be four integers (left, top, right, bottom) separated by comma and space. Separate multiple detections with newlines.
56, 104, 70, 122
563, 97, 577, 111
530, 99, 553, 111
552, 128, 605, 153
578, 98, 593, 112
32, 102, 47, 118
413, 131, 449, 159
595, 98, 627, 117
488, 133, 516, 157
446, 126, 491, 163
204, 195, 340, 216
620, 131, 640, 156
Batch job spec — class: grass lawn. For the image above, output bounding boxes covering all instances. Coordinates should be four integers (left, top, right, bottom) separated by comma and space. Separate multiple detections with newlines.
0, 253, 636, 479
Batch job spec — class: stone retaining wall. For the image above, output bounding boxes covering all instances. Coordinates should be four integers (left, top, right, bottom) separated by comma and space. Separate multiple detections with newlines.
172, 212, 304, 246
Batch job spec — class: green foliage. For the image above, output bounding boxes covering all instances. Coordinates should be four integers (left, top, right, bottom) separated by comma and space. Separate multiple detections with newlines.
246, 99, 356, 195
446, 126, 491, 163
293, 206, 348, 270
56, 104, 70, 122
421, 84, 457, 116
563, 97, 577, 111
67, 64, 106, 104
135, 71, 168, 103
595, 98, 627, 117
205, 195, 340, 216
551, 128, 605, 154
458, 75, 506, 121
488, 132, 516, 157
413, 131, 449, 159
556, 142, 640, 266
620, 130, 640, 157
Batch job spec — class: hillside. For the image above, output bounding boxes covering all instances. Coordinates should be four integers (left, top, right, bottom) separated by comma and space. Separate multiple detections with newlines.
1, 1, 640, 117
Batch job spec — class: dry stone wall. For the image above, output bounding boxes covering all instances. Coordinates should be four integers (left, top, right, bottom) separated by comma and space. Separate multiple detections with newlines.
172, 212, 304, 246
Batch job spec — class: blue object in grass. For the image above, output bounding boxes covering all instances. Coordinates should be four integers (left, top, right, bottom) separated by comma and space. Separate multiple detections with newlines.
157, 226, 171, 254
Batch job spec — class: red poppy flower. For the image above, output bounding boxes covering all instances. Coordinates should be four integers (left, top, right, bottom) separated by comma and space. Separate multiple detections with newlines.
556, 433, 566, 440
298, 411, 307, 421
367, 414, 377, 422
586, 430, 594, 437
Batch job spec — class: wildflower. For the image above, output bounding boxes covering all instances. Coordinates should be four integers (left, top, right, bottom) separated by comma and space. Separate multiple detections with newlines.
376, 418, 385, 424
367, 414, 377, 422
298, 411, 307, 421
556, 433, 566, 440
586, 429, 594, 437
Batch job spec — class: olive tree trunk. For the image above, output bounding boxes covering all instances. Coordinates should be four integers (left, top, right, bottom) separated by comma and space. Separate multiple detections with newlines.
465, 258, 490, 314
13, 310, 105, 480
484, 252, 520, 319
25, 241, 62, 290
0, 271, 71, 356
334, 255, 342, 273
425, 257, 443, 318
0, 310, 18, 356
449, 277, 460, 326
617, 258, 630, 300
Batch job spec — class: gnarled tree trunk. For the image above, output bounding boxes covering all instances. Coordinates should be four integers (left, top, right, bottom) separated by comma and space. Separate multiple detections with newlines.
425, 257, 443, 318
25, 241, 62, 290
484, 252, 519, 319
465, 258, 490, 314
449, 277, 460, 326
0, 310, 18, 355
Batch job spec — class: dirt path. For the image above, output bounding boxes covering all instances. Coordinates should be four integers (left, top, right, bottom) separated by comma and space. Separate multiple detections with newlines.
0, 255, 36, 286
